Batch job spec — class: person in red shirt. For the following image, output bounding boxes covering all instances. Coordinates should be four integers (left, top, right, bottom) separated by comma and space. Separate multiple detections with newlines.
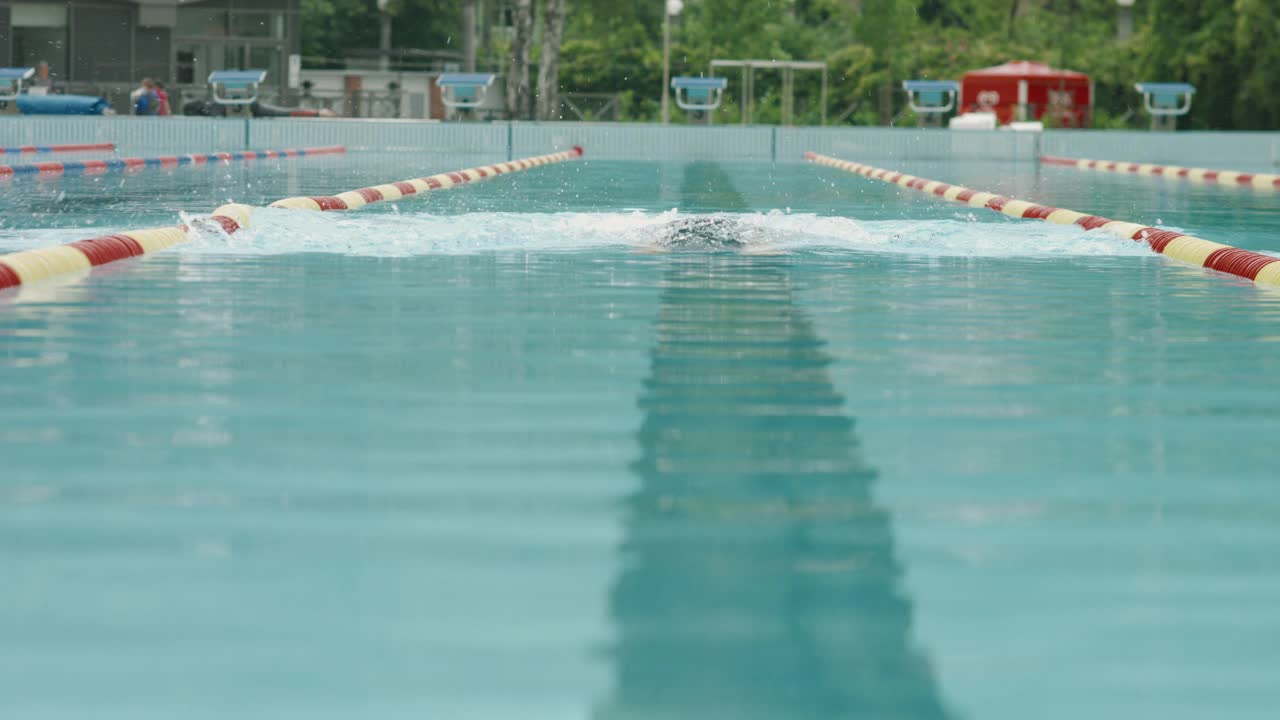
153, 81, 171, 116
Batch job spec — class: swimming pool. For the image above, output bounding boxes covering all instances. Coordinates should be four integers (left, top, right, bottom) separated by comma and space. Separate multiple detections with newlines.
2, 146, 1279, 719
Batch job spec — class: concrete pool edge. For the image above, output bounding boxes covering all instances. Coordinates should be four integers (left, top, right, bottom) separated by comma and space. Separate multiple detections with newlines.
6, 116, 1280, 167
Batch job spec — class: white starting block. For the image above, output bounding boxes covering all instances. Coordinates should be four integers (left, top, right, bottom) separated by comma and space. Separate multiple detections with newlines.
1135, 82, 1195, 131
209, 69, 267, 107
209, 69, 267, 123
437, 73, 496, 119
1, 67, 35, 114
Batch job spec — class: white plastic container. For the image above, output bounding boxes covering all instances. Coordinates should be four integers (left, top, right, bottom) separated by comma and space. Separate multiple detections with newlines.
1005, 121, 1045, 132
948, 112, 997, 130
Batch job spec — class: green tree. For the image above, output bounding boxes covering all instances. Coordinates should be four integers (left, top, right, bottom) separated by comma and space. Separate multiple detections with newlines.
507, 0, 535, 119
300, 0, 1279, 128
303, 0, 463, 64
1138, 0, 1236, 129
1233, 0, 1280, 129
537, 0, 568, 120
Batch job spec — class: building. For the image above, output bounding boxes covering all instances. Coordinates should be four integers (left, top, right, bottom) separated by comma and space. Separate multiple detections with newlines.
0, 0, 301, 95
0, 1, 517, 119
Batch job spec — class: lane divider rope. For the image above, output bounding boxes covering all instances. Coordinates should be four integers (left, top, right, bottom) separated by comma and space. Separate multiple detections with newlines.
1, 143, 115, 155
1041, 155, 1280, 190
0, 145, 346, 179
0, 146, 583, 291
806, 151, 1280, 287
267, 146, 583, 212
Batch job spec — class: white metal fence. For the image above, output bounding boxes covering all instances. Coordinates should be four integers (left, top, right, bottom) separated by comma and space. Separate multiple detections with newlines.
2, 116, 1278, 169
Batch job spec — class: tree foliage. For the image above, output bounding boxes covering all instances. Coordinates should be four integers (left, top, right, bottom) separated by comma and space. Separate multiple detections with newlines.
303, 0, 1280, 128
302, 0, 463, 63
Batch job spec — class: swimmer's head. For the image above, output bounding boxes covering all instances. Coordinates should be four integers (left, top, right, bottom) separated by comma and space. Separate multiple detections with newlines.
654, 216, 747, 251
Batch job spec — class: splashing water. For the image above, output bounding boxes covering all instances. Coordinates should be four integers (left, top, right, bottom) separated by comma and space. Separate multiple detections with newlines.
179, 208, 1159, 259
0, 209, 1162, 259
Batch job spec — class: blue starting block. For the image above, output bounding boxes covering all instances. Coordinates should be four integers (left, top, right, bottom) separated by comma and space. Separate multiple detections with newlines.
671, 77, 727, 112
1135, 82, 1195, 116
904, 80, 958, 128
209, 70, 268, 106
1, 67, 36, 103
437, 73, 496, 111
1135, 82, 1195, 130
903, 80, 958, 116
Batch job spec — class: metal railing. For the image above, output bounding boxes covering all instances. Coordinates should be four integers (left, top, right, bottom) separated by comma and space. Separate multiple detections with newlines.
558, 93, 620, 122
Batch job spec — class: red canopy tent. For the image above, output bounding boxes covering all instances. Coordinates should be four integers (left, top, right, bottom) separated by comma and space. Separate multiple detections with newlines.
960, 61, 1092, 128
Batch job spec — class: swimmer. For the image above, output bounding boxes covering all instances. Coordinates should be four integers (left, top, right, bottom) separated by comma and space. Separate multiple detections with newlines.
640, 215, 782, 254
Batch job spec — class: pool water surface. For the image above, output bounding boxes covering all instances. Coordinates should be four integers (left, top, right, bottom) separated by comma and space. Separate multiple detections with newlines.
2, 152, 1279, 719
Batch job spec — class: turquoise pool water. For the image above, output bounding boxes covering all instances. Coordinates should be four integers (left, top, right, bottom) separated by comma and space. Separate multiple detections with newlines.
2, 151, 1280, 719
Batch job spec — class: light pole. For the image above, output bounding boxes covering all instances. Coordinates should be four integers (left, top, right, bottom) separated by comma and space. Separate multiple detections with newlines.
1116, 0, 1135, 40
661, 0, 683, 124
462, 0, 477, 72
377, 0, 392, 71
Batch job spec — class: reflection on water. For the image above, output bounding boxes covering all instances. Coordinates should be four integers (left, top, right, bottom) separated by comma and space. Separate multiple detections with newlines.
8, 157, 1280, 719
604, 256, 950, 720
601, 162, 951, 719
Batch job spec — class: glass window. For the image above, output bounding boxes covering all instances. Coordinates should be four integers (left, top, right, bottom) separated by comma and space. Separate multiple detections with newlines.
232, 12, 281, 39
176, 48, 198, 85
175, 42, 237, 83
13, 29, 67, 78
12, 3, 67, 27
247, 45, 283, 83
177, 8, 229, 37
12, 4, 69, 80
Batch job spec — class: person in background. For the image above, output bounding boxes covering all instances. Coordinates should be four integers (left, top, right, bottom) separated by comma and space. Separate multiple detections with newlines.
29, 61, 54, 95
153, 81, 171, 116
130, 78, 158, 116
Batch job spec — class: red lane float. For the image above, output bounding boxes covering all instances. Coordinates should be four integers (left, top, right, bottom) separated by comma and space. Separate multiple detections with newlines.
1040, 155, 1280, 190
805, 151, 1280, 287
0, 208, 248, 291
0, 146, 345, 179
0, 147, 582, 291
0, 143, 115, 155
269, 146, 584, 211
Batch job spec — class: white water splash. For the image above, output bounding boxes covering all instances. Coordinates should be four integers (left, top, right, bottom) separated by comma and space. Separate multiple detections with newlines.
177, 208, 1157, 259
0, 209, 1161, 259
